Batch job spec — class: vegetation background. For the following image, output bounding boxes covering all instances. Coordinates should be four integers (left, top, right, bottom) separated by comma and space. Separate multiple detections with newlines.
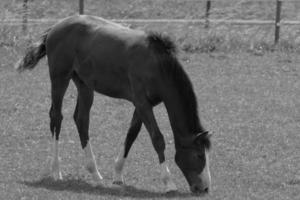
0, 0, 299, 200
1, 0, 300, 52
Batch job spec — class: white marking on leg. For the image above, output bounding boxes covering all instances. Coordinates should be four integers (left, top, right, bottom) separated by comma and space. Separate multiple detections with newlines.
113, 148, 126, 185
52, 138, 62, 180
160, 162, 177, 192
43, 137, 62, 180
199, 150, 211, 191
84, 141, 103, 183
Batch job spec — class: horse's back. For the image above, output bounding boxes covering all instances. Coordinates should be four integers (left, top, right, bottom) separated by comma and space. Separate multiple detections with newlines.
46, 15, 159, 101
47, 15, 146, 51
46, 14, 148, 73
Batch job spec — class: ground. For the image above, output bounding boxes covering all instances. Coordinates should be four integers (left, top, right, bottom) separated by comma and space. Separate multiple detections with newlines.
0, 0, 300, 199
0, 49, 299, 199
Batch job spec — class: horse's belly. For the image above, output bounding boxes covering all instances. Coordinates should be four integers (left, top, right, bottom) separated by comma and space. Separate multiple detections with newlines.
93, 76, 131, 100
74, 57, 131, 100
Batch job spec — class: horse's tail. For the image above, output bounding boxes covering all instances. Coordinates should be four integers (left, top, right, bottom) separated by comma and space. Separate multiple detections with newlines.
15, 28, 50, 72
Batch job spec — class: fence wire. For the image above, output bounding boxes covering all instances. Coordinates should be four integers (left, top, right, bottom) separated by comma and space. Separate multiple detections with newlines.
0, 0, 299, 52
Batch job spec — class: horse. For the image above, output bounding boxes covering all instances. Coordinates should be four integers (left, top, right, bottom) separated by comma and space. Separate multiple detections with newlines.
15, 15, 211, 194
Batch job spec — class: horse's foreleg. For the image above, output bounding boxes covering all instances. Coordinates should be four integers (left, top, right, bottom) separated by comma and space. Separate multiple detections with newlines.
73, 76, 103, 184
113, 148, 126, 185
134, 101, 177, 192
113, 110, 142, 185
160, 162, 177, 192
83, 141, 103, 183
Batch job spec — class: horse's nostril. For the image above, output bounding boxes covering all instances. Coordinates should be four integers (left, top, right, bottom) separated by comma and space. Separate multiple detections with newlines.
204, 187, 209, 193
191, 185, 209, 194
191, 185, 200, 193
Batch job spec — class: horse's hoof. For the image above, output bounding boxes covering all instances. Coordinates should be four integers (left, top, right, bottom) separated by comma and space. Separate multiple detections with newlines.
113, 180, 124, 186
166, 189, 178, 195
90, 169, 103, 183
54, 172, 63, 181
93, 174, 103, 181
41, 167, 62, 181
165, 182, 177, 193
166, 188, 177, 193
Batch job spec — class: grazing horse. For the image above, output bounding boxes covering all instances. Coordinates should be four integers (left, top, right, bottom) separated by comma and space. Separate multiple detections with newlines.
16, 15, 211, 194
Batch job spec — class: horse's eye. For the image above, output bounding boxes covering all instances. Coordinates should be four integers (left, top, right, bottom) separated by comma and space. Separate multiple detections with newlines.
197, 154, 204, 159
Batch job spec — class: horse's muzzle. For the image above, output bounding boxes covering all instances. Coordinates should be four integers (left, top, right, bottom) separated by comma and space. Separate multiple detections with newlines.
190, 184, 209, 194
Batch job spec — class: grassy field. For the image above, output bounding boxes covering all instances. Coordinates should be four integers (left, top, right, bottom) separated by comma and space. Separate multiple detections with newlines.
1, 0, 300, 200
1, 49, 299, 200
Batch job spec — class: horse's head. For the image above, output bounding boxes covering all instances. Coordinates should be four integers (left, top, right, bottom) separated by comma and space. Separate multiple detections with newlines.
175, 131, 212, 194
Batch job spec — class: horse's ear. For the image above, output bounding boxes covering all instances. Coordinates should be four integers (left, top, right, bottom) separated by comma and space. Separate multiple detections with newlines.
179, 131, 212, 148
194, 131, 212, 149
196, 131, 211, 139
204, 131, 213, 138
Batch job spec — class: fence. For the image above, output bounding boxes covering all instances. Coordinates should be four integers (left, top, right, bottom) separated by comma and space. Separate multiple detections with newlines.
77, 0, 299, 44
3, 0, 300, 45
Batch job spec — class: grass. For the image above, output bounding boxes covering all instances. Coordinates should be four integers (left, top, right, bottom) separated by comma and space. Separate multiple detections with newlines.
0, 47, 299, 199
1, 0, 300, 20
0, 0, 300, 199
1, 0, 300, 52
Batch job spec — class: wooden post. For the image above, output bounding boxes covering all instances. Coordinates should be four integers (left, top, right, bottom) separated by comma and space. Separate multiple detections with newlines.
79, 0, 84, 14
205, 0, 211, 28
22, 0, 28, 32
275, 0, 282, 44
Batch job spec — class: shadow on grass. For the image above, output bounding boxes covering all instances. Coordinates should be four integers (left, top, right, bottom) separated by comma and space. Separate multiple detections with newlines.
19, 177, 193, 199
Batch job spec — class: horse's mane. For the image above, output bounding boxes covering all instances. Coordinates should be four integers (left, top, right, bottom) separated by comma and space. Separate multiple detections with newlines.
147, 32, 206, 136
147, 32, 177, 55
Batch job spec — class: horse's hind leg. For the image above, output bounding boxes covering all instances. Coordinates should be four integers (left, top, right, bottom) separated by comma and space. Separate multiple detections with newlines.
45, 76, 70, 180
113, 109, 142, 185
72, 74, 103, 184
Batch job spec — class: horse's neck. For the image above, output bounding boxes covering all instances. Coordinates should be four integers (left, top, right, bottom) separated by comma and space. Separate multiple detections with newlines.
162, 89, 189, 139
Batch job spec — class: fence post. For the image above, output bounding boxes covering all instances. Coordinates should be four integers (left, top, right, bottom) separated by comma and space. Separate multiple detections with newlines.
22, 0, 28, 32
205, 0, 211, 28
79, 0, 84, 14
275, 0, 282, 45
